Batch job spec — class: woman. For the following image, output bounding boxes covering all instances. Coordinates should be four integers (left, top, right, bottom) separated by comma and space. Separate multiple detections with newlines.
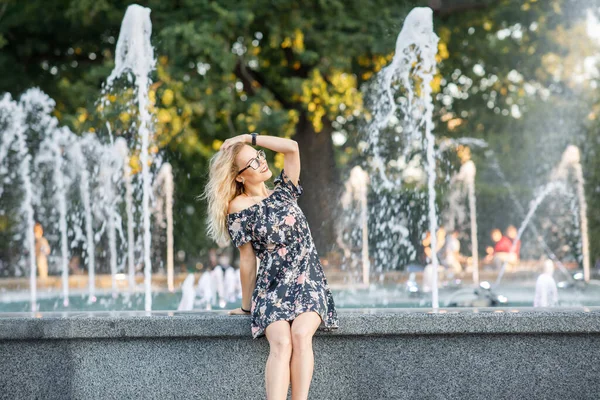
200, 132, 339, 400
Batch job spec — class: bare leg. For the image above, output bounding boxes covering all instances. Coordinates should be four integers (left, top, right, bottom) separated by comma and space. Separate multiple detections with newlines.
290, 311, 322, 400
265, 320, 293, 400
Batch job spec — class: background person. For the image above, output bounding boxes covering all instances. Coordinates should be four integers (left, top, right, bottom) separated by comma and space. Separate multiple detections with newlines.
34, 222, 51, 280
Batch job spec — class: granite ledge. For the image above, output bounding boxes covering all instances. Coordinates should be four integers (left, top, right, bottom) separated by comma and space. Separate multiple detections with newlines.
1, 307, 600, 340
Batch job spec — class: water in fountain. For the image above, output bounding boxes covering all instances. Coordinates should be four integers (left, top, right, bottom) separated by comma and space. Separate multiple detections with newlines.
436, 135, 574, 285
196, 270, 214, 310
552, 145, 590, 282
486, 144, 590, 289
494, 181, 567, 286
0, 88, 137, 309
96, 142, 127, 298
337, 166, 371, 286
432, 137, 585, 307
67, 135, 99, 303
114, 138, 137, 292
0, 93, 37, 311
439, 142, 482, 286
445, 158, 479, 285
362, 7, 441, 307
103, 4, 157, 311
534, 259, 559, 307
211, 265, 226, 308
0, 4, 173, 312
465, 161, 479, 286
177, 273, 196, 311
1, 4, 596, 313
223, 266, 242, 303
436, 134, 590, 289
153, 163, 175, 292
482, 148, 573, 282
34, 127, 72, 306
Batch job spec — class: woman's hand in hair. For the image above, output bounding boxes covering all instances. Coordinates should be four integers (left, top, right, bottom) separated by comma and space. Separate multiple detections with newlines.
220, 134, 250, 150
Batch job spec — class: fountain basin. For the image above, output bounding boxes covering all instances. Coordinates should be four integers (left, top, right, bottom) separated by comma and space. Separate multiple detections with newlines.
1, 308, 600, 399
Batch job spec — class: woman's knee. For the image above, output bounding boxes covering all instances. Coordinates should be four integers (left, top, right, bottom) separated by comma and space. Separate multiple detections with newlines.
290, 314, 320, 348
270, 334, 292, 350
291, 326, 314, 348
265, 321, 293, 356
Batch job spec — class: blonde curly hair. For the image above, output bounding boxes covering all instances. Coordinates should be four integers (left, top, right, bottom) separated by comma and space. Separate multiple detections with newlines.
197, 142, 248, 247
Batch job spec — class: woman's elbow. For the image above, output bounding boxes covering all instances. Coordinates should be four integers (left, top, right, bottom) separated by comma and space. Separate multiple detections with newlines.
283, 140, 299, 154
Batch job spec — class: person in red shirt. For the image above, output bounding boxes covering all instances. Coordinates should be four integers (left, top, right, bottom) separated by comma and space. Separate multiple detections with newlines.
483, 229, 502, 269
505, 225, 521, 259
494, 235, 512, 253
492, 225, 520, 272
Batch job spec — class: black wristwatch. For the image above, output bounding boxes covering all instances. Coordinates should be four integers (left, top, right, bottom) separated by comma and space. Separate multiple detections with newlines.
251, 132, 257, 146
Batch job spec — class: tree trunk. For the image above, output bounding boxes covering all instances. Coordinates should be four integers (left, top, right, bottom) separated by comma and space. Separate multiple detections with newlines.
292, 112, 341, 257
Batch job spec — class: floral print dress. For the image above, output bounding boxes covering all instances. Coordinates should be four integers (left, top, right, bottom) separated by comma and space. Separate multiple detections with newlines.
227, 169, 339, 339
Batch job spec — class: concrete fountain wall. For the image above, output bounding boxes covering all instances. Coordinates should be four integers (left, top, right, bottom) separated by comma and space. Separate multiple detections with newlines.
1, 308, 600, 399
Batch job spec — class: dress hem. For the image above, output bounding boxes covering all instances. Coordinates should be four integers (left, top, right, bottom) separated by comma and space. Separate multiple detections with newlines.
251, 305, 339, 339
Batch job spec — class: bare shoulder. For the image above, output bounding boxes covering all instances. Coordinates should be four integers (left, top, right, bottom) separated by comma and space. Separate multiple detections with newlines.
227, 195, 255, 215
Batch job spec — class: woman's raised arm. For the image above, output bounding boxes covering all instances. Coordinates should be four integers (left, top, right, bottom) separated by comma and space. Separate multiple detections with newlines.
221, 134, 301, 187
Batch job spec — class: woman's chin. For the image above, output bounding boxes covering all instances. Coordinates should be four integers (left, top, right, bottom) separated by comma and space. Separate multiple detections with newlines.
254, 169, 271, 181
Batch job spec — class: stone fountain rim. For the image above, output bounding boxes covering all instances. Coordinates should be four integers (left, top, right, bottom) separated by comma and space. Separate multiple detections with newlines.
1, 307, 600, 340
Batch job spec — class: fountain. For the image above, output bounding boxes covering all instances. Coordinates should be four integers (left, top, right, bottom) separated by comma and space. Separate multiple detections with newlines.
96, 142, 126, 299
495, 181, 567, 286
104, 4, 157, 311
153, 163, 175, 292
436, 138, 578, 288
465, 160, 479, 284
444, 146, 479, 286
34, 127, 72, 306
0, 4, 172, 312
483, 148, 574, 282
552, 145, 590, 282
196, 270, 214, 309
67, 134, 99, 303
364, 7, 441, 307
223, 266, 242, 303
338, 165, 371, 286
0, 92, 44, 311
494, 144, 590, 287
534, 259, 559, 307
177, 273, 196, 311
114, 138, 137, 292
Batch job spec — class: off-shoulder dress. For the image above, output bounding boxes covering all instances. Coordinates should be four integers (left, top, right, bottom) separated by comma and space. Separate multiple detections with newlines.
226, 169, 339, 339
